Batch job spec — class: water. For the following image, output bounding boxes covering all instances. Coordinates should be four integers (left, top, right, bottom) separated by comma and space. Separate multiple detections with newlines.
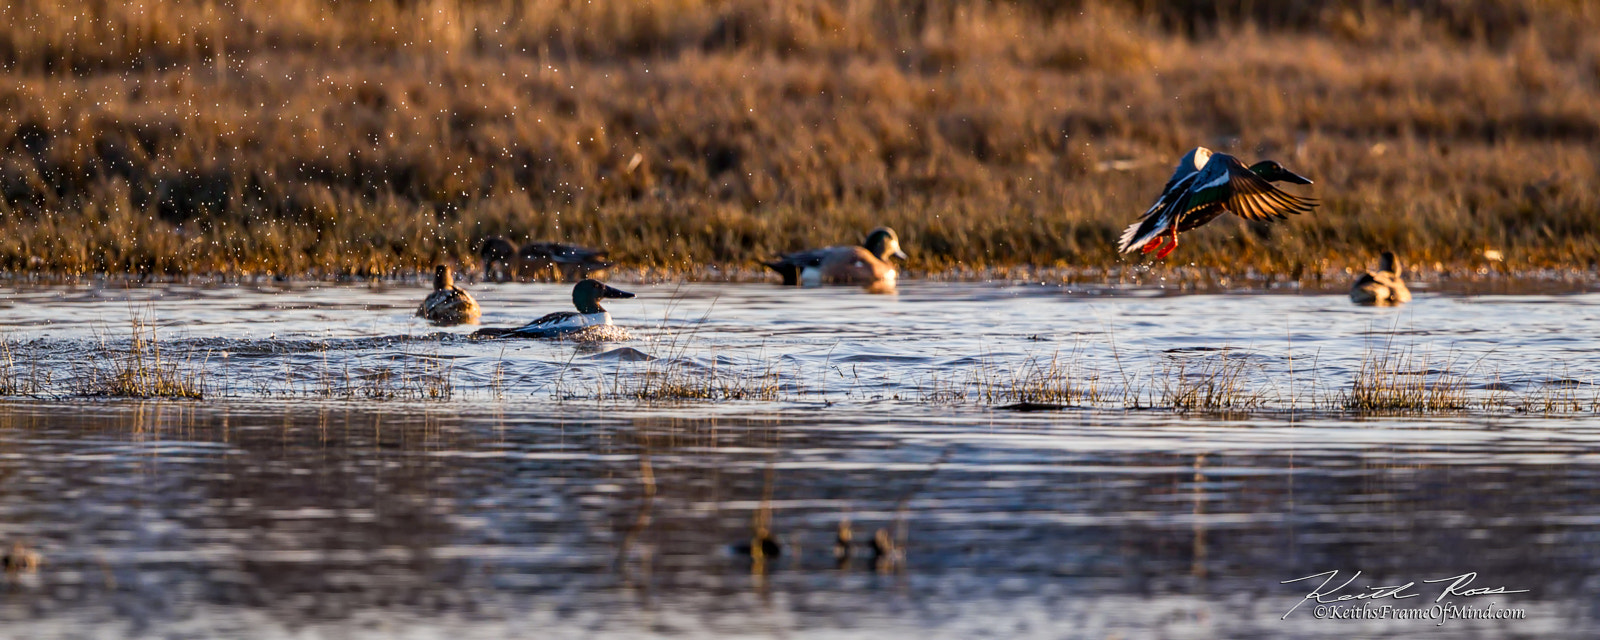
2, 279, 1599, 638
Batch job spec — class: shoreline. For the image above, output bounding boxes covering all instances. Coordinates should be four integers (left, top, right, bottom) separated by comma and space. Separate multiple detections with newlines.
2, 263, 1597, 294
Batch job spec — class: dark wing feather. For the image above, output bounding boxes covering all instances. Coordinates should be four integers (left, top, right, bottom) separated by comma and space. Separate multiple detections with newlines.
496, 311, 583, 338
523, 311, 578, 327
1152, 148, 1208, 210
1211, 155, 1318, 222
1175, 203, 1228, 233
521, 242, 609, 266
764, 248, 830, 284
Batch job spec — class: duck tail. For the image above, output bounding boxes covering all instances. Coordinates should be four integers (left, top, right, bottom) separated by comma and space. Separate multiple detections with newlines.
1118, 217, 1166, 254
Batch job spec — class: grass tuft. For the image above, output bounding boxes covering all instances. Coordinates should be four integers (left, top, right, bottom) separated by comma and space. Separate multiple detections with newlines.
75, 317, 207, 399
1157, 352, 1266, 412
1342, 342, 1469, 413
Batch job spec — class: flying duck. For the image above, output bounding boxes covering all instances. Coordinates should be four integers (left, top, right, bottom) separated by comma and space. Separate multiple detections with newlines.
1350, 251, 1412, 305
479, 236, 518, 282
416, 265, 481, 325
474, 279, 634, 338
515, 241, 613, 282
1118, 147, 1317, 259
764, 227, 906, 286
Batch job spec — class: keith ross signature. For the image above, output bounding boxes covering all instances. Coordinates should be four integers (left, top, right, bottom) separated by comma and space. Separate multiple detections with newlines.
1282, 571, 1529, 619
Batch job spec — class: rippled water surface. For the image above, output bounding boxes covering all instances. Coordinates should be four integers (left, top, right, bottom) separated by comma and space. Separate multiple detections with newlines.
2, 279, 1599, 638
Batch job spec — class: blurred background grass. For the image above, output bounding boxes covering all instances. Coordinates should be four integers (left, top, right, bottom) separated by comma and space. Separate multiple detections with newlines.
0, 0, 1597, 278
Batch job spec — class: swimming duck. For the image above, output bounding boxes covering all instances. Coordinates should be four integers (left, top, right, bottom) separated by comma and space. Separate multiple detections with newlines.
1350, 251, 1412, 305
515, 241, 612, 282
474, 279, 634, 338
1118, 147, 1318, 259
834, 518, 854, 562
416, 265, 481, 325
764, 227, 906, 286
479, 236, 518, 282
732, 526, 782, 559
2, 541, 40, 573
869, 528, 901, 572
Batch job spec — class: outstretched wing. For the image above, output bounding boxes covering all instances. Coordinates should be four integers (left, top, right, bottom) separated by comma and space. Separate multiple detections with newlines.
1212, 155, 1318, 222
1166, 154, 1316, 229
1155, 147, 1210, 203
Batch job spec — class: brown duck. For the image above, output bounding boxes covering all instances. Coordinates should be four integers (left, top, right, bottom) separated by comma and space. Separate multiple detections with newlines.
763, 227, 906, 287
1350, 251, 1412, 306
416, 265, 482, 325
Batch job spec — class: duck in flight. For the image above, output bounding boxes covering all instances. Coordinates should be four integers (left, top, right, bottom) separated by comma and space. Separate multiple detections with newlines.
416, 265, 481, 325
474, 279, 635, 338
763, 227, 906, 287
516, 241, 613, 282
1118, 147, 1317, 259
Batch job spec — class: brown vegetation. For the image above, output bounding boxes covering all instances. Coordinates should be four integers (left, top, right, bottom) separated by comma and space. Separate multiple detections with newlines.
1, 0, 1598, 278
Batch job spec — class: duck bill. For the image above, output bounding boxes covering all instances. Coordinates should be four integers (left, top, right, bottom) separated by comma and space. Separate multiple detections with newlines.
601, 284, 636, 299
1282, 170, 1314, 185
892, 249, 908, 260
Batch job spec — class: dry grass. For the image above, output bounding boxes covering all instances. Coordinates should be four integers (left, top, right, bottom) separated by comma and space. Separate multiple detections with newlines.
0, 0, 1598, 278
73, 317, 207, 398
965, 350, 1106, 407
616, 359, 785, 402
1157, 352, 1266, 412
1341, 341, 1470, 412
0, 337, 18, 395
277, 342, 456, 400
588, 306, 787, 402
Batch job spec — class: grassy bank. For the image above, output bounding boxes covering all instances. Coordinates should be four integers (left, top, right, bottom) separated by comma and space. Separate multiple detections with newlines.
1, 0, 1598, 278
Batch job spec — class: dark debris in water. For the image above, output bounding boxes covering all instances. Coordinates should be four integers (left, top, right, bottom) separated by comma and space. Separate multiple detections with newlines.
1162, 346, 1231, 353
995, 402, 1071, 412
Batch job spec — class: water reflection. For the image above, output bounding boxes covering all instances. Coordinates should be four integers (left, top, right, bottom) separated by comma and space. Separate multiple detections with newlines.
0, 401, 1593, 637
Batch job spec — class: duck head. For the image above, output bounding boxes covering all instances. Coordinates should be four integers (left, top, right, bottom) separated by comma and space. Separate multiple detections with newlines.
1248, 160, 1314, 185
572, 279, 635, 314
863, 227, 908, 262
1379, 251, 1402, 276
433, 265, 454, 291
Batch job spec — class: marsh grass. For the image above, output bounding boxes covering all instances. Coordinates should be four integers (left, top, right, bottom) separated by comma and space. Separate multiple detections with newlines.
74, 317, 207, 399
590, 298, 787, 403
1507, 370, 1600, 415
968, 350, 1106, 407
618, 357, 785, 402
1342, 341, 1470, 413
2, 1, 1599, 278
0, 337, 18, 395
1157, 352, 1267, 412
298, 344, 455, 401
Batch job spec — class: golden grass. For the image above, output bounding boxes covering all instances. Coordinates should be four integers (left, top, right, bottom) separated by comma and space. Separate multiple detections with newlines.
73, 317, 207, 398
0, 1, 1597, 277
1157, 352, 1266, 412
588, 307, 787, 402
0, 337, 17, 395
1341, 343, 1471, 412
964, 350, 1106, 407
